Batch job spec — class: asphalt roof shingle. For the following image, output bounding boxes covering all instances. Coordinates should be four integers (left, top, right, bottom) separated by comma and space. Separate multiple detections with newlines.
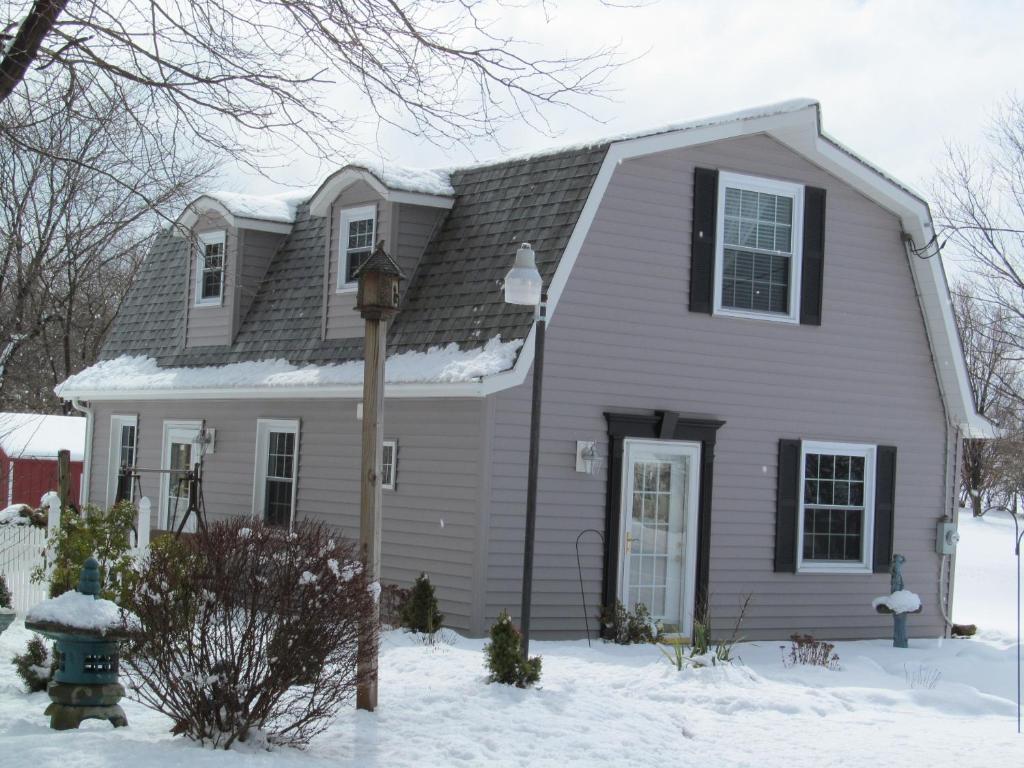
101, 144, 609, 367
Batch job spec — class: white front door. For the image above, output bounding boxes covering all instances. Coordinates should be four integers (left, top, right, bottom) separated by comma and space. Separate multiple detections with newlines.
619, 439, 701, 637
160, 422, 202, 532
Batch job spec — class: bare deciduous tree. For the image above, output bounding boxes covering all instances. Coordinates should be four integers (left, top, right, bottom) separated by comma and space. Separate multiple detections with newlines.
0, 73, 212, 412
0, 0, 625, 172
937, 97, 1024, 514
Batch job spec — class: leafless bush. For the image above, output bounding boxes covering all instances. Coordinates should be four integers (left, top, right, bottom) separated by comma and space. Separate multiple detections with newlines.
905, 664, 942, 690
782, 634, 841, 670
120, 518, 377, 749
379, 583, 411, 630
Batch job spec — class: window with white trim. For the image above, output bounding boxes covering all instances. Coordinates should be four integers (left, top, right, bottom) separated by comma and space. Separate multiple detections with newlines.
107, 414, 138, 506
714, 172, 804, 322
798, 441, 875, 572
338, 205, 376, 290
381, 440, 397, 490
254, 419, 299, 528
195, 230, 226, 305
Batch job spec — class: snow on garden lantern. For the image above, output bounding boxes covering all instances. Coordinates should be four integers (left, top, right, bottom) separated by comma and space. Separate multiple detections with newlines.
872, 553, 922, 648
25, 557, 131, 730
355, 242, 404, 321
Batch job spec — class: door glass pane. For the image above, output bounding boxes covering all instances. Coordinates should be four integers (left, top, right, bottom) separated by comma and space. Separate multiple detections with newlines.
167, 442, 191, 528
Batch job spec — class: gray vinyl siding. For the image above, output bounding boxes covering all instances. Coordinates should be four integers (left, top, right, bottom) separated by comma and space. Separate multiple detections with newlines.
393, 203, 446, 300
88, 397, 487, 631
325, 183, 392, 340
485, 133, 950, 640
234, 229, 286, 336
186, 211, 235, 347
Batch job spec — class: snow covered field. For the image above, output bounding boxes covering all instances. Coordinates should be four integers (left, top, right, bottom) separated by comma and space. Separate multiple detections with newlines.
0, 512, 1021, 766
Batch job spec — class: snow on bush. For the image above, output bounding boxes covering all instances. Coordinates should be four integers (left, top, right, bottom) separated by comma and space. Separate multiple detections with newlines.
0, 503, 33, 526
872, 590, 922, 614
120, 518, 376, 750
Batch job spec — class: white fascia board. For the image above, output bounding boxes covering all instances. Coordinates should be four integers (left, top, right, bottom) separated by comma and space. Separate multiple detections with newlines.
308, 168, 454, 217
60, 380, 489, 402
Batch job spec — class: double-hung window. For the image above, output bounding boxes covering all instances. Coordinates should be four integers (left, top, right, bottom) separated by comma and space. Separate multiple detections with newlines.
714, 172, 803, 323
195, 230, 226, 305
798, 441, 875, 572
107, 414, 138, 506
254, 419, 299, 528
338, 205, 376, 290
381, 440, 397, 490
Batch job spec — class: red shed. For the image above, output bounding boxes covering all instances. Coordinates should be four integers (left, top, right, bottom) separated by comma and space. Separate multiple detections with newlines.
0, 413, 85, 508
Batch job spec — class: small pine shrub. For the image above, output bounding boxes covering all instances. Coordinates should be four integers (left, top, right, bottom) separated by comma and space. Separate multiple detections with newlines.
601, 600, 658, 644
782, 633, 840, 670
12, 635, 54, 692
400, 573, 443, 634
484, 610, 541, 687
0, 573, 11, 610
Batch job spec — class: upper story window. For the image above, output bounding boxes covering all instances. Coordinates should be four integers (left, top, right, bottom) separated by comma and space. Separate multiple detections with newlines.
713, 172, 804, 323
338, 205, 376, 291
797, 441, 875, 573
195, 230, 226, 306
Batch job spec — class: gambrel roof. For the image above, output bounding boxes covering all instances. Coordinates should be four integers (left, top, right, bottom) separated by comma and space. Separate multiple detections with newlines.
59, 100, 991, 437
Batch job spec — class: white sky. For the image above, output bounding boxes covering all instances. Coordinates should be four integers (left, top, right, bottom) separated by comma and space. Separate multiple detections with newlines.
227, 0, 1024, 201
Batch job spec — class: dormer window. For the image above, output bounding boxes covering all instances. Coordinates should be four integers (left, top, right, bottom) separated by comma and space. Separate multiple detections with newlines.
195, 230, 226, 306
338, 205, 376, 291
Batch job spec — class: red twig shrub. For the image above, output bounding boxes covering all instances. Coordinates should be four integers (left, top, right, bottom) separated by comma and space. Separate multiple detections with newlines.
120, 518, 377, 749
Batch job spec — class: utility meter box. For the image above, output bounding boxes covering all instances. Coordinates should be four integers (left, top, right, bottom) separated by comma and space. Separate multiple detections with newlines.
936, 520, 960, 555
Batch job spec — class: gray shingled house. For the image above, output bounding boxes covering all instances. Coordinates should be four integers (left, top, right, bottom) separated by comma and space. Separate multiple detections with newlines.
58, 100, 990, 640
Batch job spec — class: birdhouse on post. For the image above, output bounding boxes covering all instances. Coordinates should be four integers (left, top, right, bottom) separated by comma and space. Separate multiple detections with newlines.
355, 242, 404, 321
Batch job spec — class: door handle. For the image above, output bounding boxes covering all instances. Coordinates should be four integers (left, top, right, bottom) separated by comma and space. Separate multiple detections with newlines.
625, 532, 636, 554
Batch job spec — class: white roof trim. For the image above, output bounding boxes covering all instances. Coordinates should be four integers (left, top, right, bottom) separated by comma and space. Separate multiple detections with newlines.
308, 167, 454, 217
176, 196, 294, 234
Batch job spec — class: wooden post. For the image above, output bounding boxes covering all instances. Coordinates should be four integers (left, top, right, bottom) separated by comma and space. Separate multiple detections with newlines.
356, 315, 386, 711
354, 243, 403, 713
58, 449, 71, 511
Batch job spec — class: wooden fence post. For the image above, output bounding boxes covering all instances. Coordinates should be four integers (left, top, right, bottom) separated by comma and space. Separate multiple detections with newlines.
58, 449, 71, 511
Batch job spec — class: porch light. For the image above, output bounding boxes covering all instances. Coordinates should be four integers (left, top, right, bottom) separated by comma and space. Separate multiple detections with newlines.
503, 243, 543, 306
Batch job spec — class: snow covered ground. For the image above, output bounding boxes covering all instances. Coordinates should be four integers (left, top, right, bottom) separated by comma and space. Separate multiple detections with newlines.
953, 510, 1023, 638
0, 512, 1021, 765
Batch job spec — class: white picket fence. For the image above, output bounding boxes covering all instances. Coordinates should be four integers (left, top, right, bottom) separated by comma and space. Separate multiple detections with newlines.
0, 525, 48, 612
0, 494, 151, 614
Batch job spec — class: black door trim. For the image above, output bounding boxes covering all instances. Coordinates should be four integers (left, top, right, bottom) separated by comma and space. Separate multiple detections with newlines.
602, 410, 724, 634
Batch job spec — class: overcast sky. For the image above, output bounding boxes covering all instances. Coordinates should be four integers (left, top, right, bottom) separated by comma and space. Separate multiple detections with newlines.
230, 0, 1023, 201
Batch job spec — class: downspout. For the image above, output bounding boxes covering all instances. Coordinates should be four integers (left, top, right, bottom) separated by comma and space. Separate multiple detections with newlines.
902, 236, 958, 635
70, 398, 93, 507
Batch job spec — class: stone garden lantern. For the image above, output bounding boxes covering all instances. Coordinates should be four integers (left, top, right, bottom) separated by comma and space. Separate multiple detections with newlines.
25, 557, 131, 730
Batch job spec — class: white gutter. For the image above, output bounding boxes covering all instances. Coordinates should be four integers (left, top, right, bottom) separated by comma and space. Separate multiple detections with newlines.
70, 398, 94, 505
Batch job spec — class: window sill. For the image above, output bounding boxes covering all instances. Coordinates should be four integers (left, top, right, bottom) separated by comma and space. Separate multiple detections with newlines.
335, 285, 357, 295
797, 563, 873, 575
194, 299, 224, 308
713, 306, 799, 324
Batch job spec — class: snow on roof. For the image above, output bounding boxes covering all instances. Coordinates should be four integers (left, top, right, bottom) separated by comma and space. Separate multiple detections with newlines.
346, 158, 455, 197
56, 337, 523, 395
201, 187, 317, 224
0, 412, 86, 461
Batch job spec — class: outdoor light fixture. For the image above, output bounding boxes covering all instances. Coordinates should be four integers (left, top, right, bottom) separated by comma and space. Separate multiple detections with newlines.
576, 441, 600, 475
503, 243, 543, 306
504, 241, 546, 660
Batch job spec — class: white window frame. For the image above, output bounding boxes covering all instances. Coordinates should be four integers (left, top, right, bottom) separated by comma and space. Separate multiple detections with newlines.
106, 414, 138, 508
252, 418, 300, 529
159, 420, 203, 531
713, 171, 804, 324
381, 439, 397, 491
194, 229, 227, 306
337, 205, 377, 293
797, 440, 876, 574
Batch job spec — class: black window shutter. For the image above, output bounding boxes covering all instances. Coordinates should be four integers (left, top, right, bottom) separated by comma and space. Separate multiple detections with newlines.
872, 446, 897, 573
689, 167, 718, 314
774, 439, 801, 573
799, 186, 826, 325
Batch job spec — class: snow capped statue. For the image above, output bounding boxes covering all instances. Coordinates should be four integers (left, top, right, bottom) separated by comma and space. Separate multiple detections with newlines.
872, 553, 922, 648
